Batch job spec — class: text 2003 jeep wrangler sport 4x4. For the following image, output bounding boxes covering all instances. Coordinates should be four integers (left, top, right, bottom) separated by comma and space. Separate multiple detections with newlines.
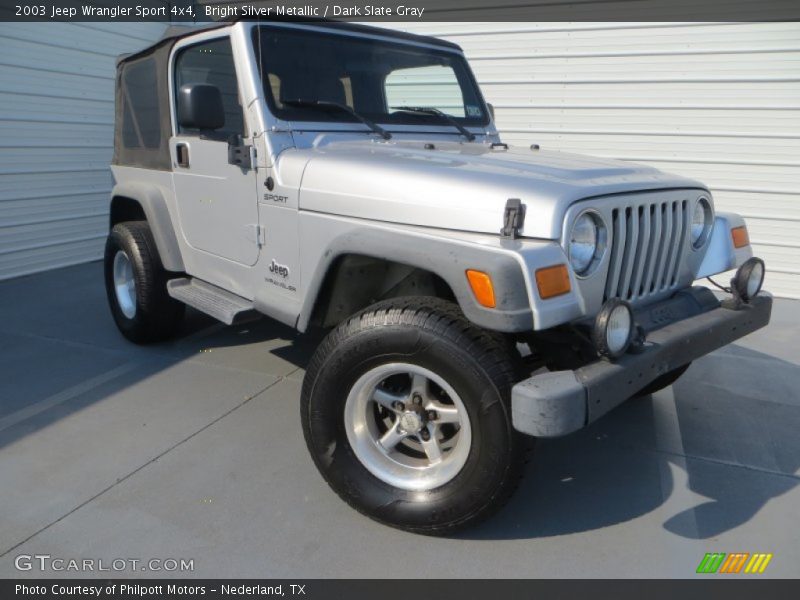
106, 19, 772, 534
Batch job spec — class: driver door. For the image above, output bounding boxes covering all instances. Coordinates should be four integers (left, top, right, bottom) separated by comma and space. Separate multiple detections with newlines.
170, 36, 260, 267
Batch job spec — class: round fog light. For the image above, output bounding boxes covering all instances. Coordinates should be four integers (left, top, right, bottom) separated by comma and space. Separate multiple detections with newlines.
593, 299, 634, 359
732, 257, 765, 303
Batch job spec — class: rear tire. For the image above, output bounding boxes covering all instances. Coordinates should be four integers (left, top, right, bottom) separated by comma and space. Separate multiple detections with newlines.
301, 297, 528, 535
104, 221, 184, 343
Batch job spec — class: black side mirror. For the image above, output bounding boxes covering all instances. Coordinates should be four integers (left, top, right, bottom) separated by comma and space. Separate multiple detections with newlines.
177, 83, 225, 131
487, 103, 495, 120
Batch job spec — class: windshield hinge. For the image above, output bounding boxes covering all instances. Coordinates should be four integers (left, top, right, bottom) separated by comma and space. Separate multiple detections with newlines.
228, 134, 255, 170
500, 198, 526, 239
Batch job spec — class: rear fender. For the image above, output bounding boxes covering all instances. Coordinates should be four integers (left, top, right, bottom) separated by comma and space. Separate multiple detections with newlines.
110, 181, 184, 272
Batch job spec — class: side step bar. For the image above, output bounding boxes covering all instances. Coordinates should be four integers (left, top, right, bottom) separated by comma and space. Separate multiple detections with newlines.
167, 278, 260, 326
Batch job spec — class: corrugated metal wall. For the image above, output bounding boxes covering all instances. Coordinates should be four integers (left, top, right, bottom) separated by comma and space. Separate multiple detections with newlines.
0, 23, 167, 280
388, 22, 800, 299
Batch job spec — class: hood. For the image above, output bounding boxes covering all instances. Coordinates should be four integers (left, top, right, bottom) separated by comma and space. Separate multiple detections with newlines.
291, 138, 707, 239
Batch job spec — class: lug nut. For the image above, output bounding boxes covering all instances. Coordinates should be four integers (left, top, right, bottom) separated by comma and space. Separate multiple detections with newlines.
420, 429, 431, 441
427, 410, 438, 421
393, 401, 405, 411
412, 394, 423, 405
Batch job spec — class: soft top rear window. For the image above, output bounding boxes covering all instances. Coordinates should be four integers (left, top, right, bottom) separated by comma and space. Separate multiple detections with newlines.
120, 58, 161, 150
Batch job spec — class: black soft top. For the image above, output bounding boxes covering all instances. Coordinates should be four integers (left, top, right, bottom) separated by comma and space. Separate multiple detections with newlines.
113, 19, 462, 171
116, 18, 462, 66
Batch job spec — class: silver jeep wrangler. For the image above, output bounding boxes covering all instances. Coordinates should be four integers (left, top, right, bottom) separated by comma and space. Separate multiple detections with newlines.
106, 19, 772, 534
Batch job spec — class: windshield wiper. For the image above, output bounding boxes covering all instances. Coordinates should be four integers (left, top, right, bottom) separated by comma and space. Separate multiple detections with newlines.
392, 106, 476, 142
282, 99, 392, 140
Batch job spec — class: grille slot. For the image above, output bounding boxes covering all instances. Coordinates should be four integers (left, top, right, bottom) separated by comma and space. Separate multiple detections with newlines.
604, 199, 689, 302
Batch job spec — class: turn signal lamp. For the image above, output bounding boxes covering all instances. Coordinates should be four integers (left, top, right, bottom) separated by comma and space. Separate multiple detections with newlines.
535, 264, 571, 299
466, 270, 496, 308
731, 226, 750, 249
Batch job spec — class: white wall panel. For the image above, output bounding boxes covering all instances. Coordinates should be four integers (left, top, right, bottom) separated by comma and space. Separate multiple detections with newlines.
0, 22, 167, 280
388, 21, 800, 298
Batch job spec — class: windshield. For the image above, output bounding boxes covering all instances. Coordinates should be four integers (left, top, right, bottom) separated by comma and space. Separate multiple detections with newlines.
252, 25, 489, 128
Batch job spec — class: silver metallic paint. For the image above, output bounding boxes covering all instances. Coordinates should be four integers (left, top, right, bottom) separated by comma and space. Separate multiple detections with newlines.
109, 21, 756, 335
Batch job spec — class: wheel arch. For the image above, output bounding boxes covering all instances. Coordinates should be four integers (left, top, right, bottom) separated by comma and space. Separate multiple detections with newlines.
110, 182, 184, 272
306, 253, 457, 329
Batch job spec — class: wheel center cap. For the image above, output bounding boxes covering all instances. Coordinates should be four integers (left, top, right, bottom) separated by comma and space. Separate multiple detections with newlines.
399, 411, 423, 434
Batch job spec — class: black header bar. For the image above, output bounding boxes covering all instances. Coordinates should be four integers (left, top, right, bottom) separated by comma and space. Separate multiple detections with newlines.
1, 0, 799, 22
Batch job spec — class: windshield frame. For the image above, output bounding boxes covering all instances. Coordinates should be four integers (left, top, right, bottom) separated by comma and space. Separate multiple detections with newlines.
250, 23, 491, 133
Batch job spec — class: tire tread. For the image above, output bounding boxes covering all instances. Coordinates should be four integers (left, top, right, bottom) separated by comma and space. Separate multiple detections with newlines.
104, 221, 184, 343
302, 296, 530, 535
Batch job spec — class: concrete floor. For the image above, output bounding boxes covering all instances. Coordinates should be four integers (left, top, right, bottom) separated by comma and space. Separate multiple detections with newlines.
0, 261, 798, 578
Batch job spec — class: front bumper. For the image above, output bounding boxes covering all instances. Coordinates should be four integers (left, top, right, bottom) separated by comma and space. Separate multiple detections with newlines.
511, 291, 773, 437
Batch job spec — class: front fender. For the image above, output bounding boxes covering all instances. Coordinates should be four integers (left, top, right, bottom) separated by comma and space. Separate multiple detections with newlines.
696, 212, 754, 279
295, 213, 584, 333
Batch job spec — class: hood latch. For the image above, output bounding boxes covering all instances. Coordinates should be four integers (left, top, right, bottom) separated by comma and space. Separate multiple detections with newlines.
500, 198, 526, 239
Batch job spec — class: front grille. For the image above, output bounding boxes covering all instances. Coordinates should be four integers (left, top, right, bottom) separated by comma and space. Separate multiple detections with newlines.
603, 199, 690, 302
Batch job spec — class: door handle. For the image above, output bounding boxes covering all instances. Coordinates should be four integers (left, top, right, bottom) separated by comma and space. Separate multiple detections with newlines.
175, 143, 189, 168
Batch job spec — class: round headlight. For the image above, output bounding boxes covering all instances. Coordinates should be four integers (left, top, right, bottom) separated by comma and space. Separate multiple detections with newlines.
592, 299, 635, 359
569, 212, 605, 276
691, 197, 713, 249
732, 257, 765, 303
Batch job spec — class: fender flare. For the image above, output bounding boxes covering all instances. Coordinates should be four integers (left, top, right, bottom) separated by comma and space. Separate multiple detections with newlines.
110, 181, 185, 272
295, 222, 535, 333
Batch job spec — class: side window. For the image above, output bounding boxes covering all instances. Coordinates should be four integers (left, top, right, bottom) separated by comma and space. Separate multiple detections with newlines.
174, 38, 244, 137
384, 65, 468, 118
121, 57, 161, 149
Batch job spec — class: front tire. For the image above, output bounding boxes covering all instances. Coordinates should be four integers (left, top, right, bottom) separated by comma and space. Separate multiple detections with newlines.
301, 297, 527, 535
634, 363, 692, 398
104, 221, 184, 344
